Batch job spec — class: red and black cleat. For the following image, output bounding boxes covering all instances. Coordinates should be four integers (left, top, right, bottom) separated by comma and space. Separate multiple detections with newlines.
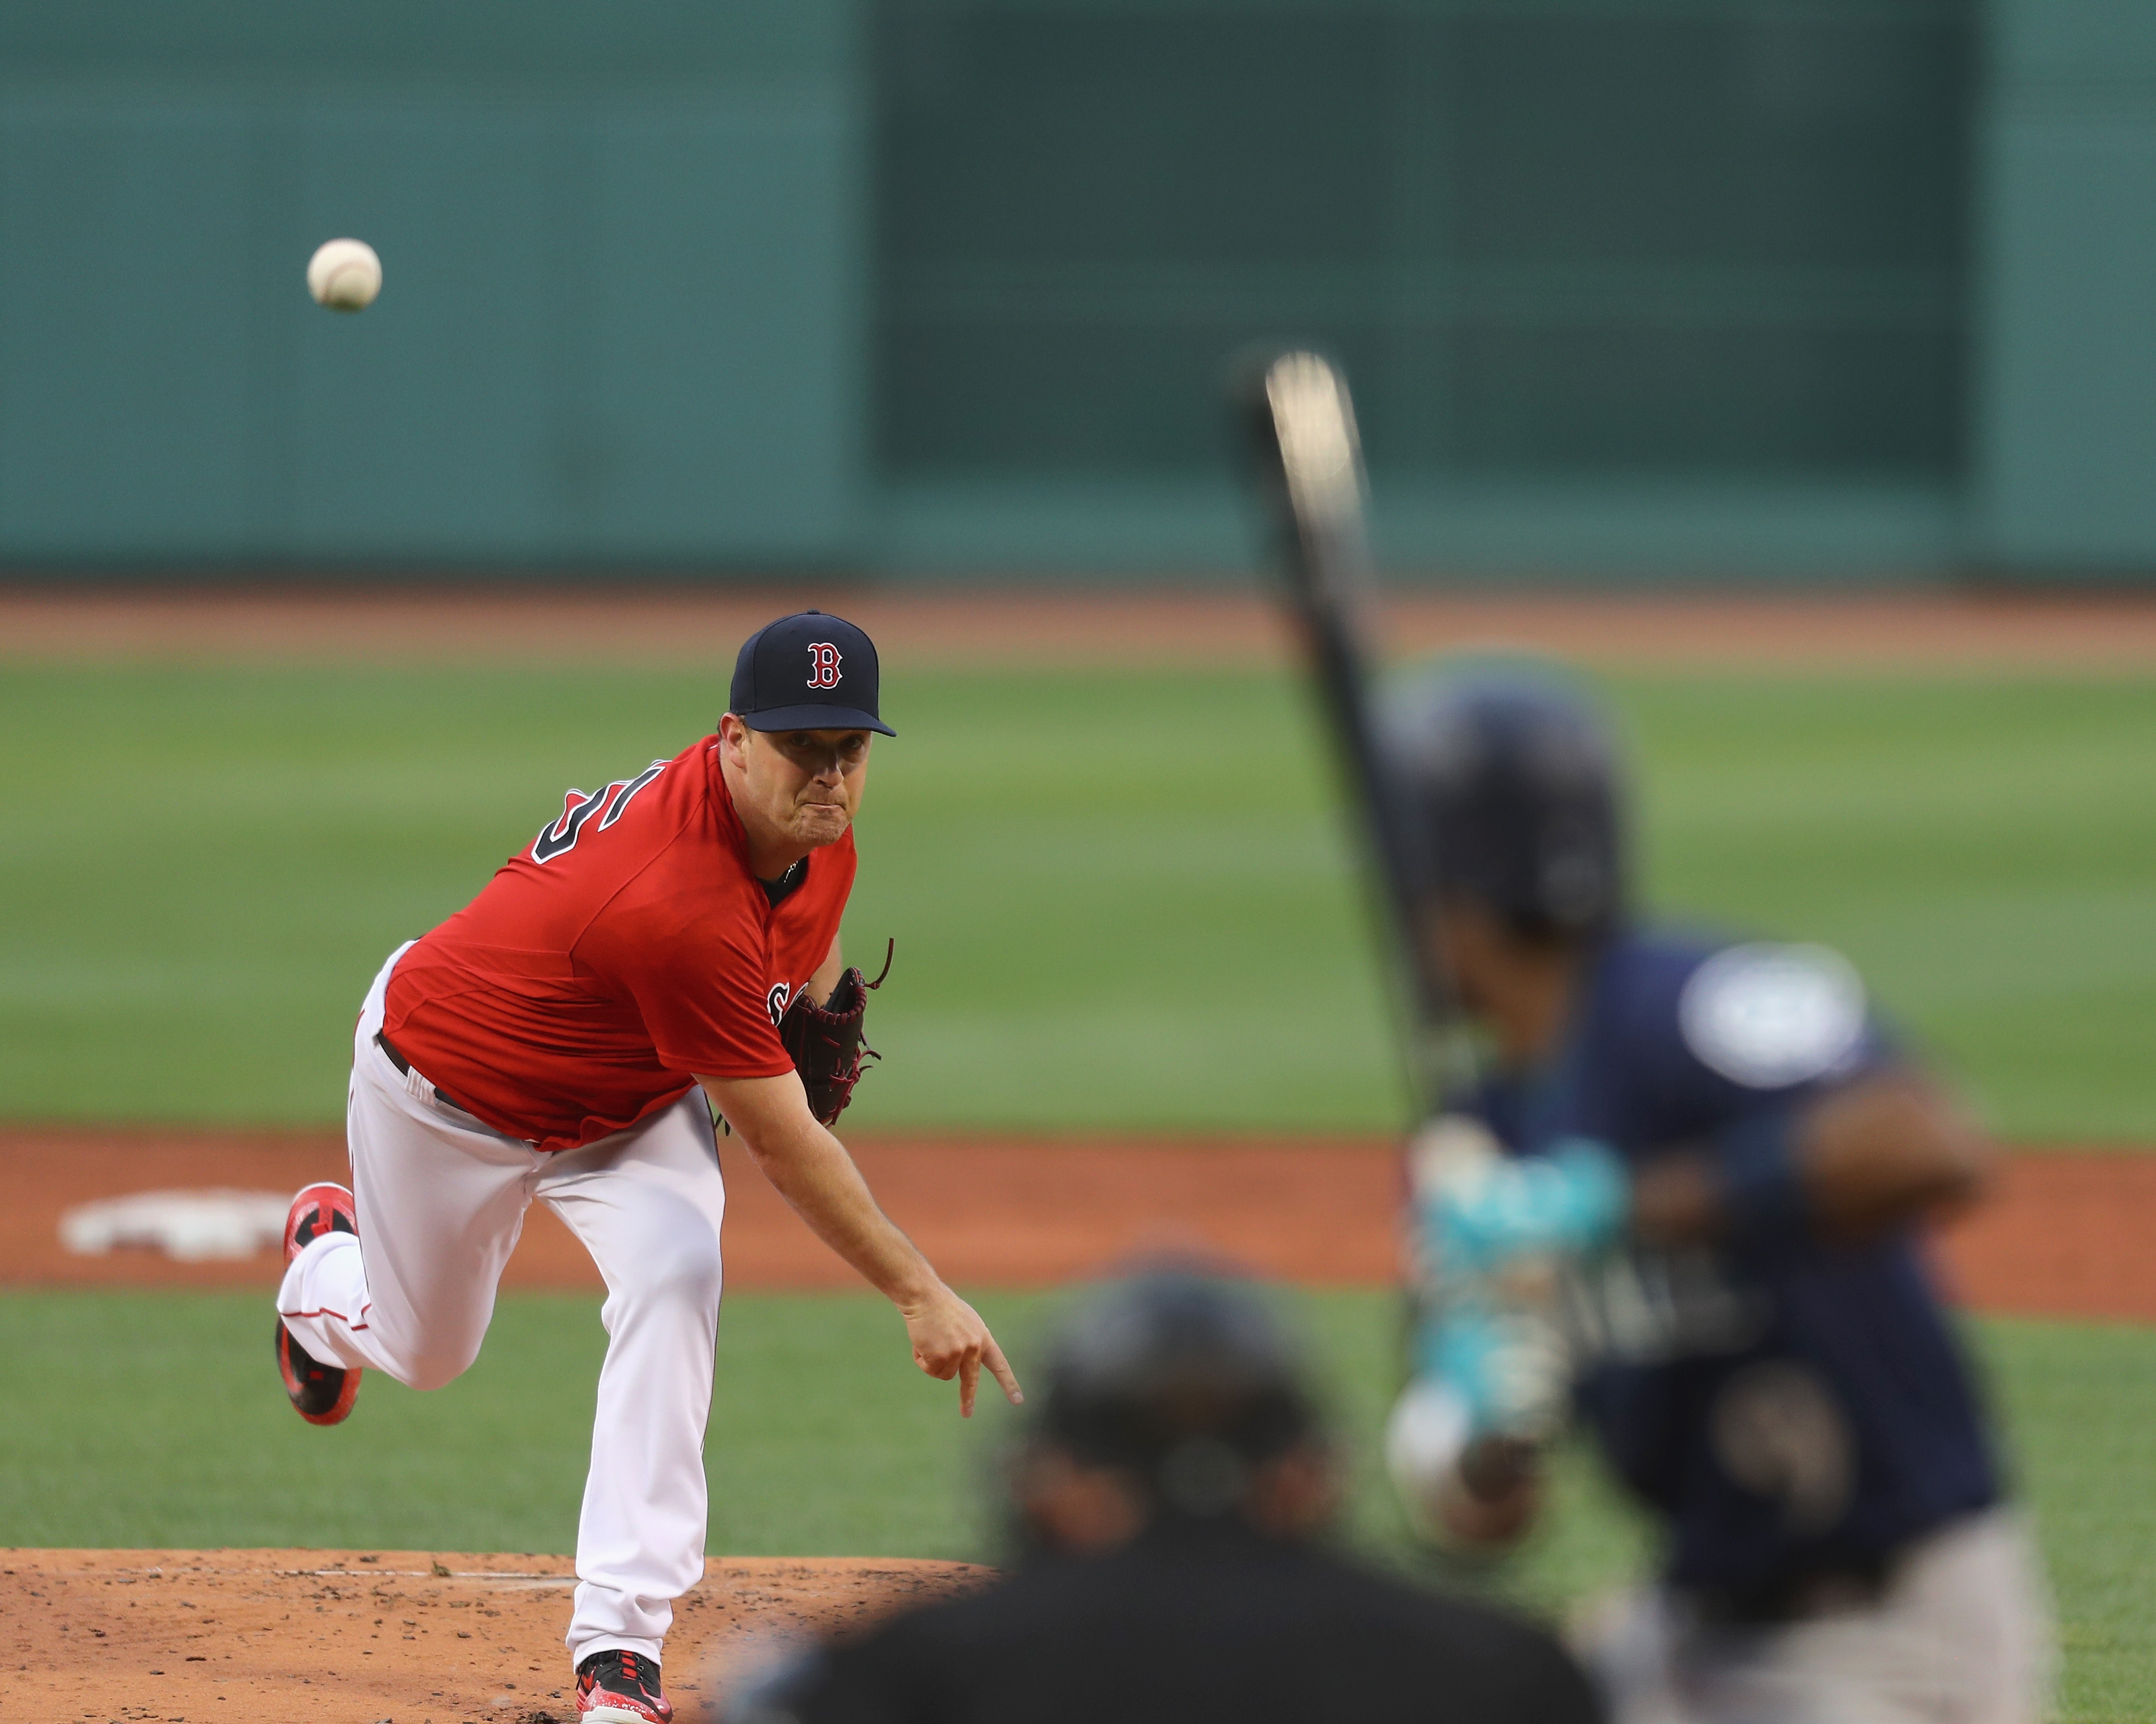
275, 1182, 362, 1426
576, 1650, 674, 1724
283, 1182, 358, 1264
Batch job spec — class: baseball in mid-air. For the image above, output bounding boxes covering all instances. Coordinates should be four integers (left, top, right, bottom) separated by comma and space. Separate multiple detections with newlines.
306, 238, 382, 312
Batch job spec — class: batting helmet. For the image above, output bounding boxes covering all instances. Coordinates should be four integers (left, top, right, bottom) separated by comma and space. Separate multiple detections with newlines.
1035, 1269, 1321, 1517
1382, 668, 1627, 940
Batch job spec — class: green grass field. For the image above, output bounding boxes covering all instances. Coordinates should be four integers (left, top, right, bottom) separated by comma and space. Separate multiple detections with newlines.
1, 1288, 2152, 1720
2, 657, 2150, 1716
1, 662, 2151, 1137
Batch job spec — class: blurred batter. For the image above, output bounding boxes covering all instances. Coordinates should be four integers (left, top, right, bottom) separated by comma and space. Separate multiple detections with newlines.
1381, 671, 2052, 1724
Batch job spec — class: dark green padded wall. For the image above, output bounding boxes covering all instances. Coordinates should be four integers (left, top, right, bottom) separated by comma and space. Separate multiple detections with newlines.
876, 1, 1974, 494
7, 1, 2145, 577
0, 2, 863, 564
1976, 0, 2156, 574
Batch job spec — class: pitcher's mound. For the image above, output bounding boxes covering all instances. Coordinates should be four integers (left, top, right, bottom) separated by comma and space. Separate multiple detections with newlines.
3, 1548, 991, 1722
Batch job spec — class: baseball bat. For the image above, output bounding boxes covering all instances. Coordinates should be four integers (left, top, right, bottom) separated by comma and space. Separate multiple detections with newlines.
1234, 350, 1471, 1120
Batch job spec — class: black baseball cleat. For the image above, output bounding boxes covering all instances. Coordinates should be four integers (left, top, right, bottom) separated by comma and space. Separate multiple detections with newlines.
275, 1182, 362, 1426
576, 1649, 674, 1724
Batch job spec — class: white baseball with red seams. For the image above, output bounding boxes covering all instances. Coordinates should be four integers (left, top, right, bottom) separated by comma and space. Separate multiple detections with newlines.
306, 238, 381, 311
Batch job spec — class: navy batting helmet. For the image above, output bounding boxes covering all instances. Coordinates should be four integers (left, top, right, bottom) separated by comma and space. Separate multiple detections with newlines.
1382, 668, 1627, 940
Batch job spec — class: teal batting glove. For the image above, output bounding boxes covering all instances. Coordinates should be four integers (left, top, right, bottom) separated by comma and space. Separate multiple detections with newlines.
1409, 1304, 1571, 1439
1422, 1136, 1630, 1276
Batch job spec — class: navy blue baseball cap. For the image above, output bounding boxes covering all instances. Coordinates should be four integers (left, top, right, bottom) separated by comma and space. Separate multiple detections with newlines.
729, 610, 895, 735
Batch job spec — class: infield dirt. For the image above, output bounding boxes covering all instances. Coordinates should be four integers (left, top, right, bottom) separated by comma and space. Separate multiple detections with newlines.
1, 1548, 986, 1723
8, 1127, 2156, 1323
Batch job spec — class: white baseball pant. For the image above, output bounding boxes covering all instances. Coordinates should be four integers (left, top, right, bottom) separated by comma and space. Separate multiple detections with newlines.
1576, 1506, 2055, 1724
277, 943, 729, 1667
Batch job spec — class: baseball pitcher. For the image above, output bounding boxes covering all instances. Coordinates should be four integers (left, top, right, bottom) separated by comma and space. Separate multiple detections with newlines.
272, 610, 1021, 1724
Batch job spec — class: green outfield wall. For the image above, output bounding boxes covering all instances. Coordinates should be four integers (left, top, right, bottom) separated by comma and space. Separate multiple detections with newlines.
0, 0, 2147, 580
1977, 0, 2156, 577
0, 2, 865, 565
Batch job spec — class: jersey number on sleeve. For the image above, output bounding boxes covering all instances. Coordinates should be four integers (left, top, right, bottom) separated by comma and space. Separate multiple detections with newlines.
531, 760, 667, 864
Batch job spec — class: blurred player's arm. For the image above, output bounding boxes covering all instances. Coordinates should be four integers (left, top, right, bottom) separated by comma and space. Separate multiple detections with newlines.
1630, 1067, 1994, 1250
700, 1069, 1023, 1416
1411, 1070, 1992, 1550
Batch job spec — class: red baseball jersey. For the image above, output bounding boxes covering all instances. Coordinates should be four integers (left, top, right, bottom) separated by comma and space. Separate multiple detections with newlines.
382, 735, 856, 1152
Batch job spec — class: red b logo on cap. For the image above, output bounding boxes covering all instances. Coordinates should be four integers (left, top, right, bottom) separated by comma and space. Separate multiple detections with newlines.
806, 642, 843, 689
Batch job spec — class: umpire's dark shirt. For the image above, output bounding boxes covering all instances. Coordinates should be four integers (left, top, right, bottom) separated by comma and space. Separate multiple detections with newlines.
754, 1517, 1600, 1724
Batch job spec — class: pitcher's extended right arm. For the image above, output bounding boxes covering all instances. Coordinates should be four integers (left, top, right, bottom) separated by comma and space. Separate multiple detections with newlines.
699, 1070, 1022, 1417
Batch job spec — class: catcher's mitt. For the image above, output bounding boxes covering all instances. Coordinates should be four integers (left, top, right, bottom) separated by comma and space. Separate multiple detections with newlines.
778, 939, 893, 1126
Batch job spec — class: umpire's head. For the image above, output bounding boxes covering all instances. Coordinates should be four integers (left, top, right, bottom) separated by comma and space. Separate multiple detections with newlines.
1013, 1268, 1334, 1552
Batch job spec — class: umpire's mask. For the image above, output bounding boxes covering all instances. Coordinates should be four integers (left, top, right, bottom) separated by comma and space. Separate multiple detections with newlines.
1035, 1268, 1321, 1520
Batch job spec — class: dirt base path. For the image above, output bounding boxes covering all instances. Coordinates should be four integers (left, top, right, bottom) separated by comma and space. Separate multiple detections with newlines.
0, 1548, 983, 1724
4, 587, 2154, 671
7, 1127, 2155, 1323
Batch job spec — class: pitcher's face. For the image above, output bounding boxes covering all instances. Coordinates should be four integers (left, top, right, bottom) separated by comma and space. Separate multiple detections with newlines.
721, 715, 871, 852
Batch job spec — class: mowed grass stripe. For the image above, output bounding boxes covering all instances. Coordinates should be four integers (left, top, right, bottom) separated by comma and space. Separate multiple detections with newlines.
0, 664, 2149, 1137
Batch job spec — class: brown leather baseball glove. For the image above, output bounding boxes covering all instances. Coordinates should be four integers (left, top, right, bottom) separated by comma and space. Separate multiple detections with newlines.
778, 940, 893, 1126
